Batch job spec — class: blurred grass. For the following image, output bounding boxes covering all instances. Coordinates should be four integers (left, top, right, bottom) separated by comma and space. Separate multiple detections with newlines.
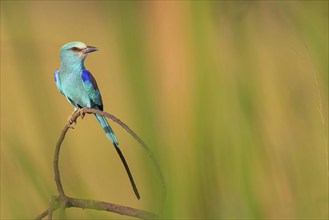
1, 1, 328, 219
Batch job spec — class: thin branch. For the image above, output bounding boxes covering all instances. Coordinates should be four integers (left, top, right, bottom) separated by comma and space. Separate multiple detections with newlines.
67, 196, 156, 218
80, 108, 167, 212
35, 109, 159, 219
36, 196, 156, 220
54, 126, 68, 198
35, 209, 49, 220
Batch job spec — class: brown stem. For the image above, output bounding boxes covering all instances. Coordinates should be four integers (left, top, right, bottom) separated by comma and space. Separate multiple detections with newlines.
81, 108, 166, 212
36, 196, 156, 219
54, 127, 68, 198
35, 109, 158, 219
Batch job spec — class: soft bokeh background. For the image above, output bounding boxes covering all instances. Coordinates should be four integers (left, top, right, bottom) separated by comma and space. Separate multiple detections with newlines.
1, 1, 328, 219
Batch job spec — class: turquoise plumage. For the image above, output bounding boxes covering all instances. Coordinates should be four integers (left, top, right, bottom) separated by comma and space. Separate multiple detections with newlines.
54, 41, 140, 199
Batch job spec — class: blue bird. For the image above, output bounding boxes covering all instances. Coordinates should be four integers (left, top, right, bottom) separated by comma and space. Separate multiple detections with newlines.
54, 41, 140, 199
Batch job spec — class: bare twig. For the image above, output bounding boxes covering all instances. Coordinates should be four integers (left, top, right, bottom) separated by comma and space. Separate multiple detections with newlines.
81, 108, 167, 212
54, 126, 68, 198
35, 209, 49, 220
35, 109, 159, 219
36, 196, 156, 219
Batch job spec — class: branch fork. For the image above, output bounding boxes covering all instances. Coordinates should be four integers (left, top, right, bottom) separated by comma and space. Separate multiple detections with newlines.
35, 108, 158, 219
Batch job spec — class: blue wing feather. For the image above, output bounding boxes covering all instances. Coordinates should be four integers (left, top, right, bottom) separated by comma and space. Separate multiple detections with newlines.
80, 69, 103, 109
54, 69, 64, 95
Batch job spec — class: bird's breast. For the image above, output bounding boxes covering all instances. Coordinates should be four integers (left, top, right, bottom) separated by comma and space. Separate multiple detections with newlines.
60, 71, 91, 108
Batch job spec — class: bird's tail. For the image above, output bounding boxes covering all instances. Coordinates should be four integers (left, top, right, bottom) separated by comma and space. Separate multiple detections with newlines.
94, 114, 140, 200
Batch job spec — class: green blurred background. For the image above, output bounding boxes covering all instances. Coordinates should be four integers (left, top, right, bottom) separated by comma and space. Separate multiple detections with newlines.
1, 1, 328, 219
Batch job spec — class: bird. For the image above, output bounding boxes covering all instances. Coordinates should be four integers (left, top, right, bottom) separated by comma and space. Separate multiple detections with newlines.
54, 41, 140, 199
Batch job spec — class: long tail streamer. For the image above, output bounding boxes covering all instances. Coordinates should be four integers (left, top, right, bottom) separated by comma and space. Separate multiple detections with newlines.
94, 114, 140, 199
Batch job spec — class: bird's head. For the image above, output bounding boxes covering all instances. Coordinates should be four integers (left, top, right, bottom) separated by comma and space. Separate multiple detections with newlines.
60, 41, 98, 66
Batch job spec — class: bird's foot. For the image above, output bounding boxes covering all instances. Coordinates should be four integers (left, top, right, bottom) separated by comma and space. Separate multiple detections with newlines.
66, 108, 88, 129
66, 115, 76, 129
67, 123, 75, 129
66, 109, 79, 129
77, 107, 88, 119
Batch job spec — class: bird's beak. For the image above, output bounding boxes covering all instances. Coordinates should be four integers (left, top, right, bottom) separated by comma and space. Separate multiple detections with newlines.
83, 46, 98, 54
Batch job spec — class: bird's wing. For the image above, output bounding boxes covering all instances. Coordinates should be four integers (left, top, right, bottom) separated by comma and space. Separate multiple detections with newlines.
54, 69, 64, 95
80, 69, 103, 109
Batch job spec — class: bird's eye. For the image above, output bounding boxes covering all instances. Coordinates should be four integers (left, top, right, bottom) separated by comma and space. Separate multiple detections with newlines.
71, 47, 81, 52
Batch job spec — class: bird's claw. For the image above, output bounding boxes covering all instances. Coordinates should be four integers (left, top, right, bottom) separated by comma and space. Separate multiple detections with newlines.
66, 108, 88, 129
67, 123, 75, 129
77, 108, 87, 119
67, 115, 77, 129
